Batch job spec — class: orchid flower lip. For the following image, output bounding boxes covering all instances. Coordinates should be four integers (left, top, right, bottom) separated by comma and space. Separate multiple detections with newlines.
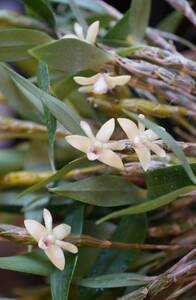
24, 209, 78, 271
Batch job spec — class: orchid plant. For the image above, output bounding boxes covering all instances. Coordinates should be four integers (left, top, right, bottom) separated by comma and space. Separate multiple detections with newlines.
0, 0, 195, 299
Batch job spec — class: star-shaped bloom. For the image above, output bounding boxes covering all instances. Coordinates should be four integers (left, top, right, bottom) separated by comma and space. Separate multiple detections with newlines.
118, 115, 166, 171
74, 73, 131, 94
63, 21, 99, 44
24, 209, 78, 271
66, 119, 124, 170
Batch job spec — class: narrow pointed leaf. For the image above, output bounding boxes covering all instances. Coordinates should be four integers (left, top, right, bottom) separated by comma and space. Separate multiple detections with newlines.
30, 38, 113, 73
0, 251, 54, 276
129, 0, 151, 44
0, 29, 52, 61
97, 185, 195, 223
37, 61, 57, 171
50, 175, 144, 207
75, 272, 149, 288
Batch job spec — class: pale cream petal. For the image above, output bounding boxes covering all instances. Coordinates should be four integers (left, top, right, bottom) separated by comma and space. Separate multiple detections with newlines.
134, 144, 151, 171
66, 135, 92, 153
146, 142, 166, 157
24, 220, 47, 242
63, 34, 78, 39
86, 20, 100, 44
45, 245, 65, 271
78, 86, 93, 93
105, 74, 130, 89
53, 224, 71, 240
56, 240, 78, 254
74, 23, 84, 39
74, 74, 99, 85
92, 75, 108, 94
144, 129, 159, 141
138, 114, 145, 133
80, 121, 95, 139
106, 141, 125, 151
98, 149, 124, 170
96, 118, 115, 143
43, 209, 53, 232
118, 118, 139, 140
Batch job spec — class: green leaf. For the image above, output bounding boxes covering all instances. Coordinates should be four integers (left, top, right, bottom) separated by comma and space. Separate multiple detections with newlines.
0, 29, 52, 62
37, 61, 57, 171
158, 11, 183, 33
50, 175, 144, 207
104, 10, 130, 45
129, 0, 151, 44
125, 111, 196, 184
67, 0, 88, 32
75, 272, 148, 288
23, 0, 56, 28
17, 158, 92, 198
146, 164, 196, 199
51, 205, 84, 300
49, 0, 105, 14
79, 215, 146, 299
0, 251, 54, 276
0, 63, 42, 121
97, 185, 195, 223
30, 38, 113, 73
0, 149, 26, 173
94, 216, 146, 274
0, 63, 82, 134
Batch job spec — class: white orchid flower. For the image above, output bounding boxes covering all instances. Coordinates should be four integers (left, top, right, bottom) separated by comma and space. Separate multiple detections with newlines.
66, 119, 124, 170
118, 115, 166, 171
63, 21, 99, 44
74, 73, 131, 94
24, 209, 78, 271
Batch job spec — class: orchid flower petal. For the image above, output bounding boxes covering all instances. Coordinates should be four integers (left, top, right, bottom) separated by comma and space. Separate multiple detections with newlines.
144, 129, 159, 141
45, 245, 65, 271
24, 220, 47, 242
74, 23, 84, 39
134, 144, 151, 171
96, 118, 115, 143
146, 142, 166, 157
105, 74, 131, 89
74, 74, 99, 85
106, 141, 125, 151
86, 20, 99, 44
80, 121, 95, 139
43, 208, 53, 232
53, 224, 71, 240
66, 135, 92, 153
56, 240, 78, 254
78, 86, 93, 93
138, 114, 145, 133
63, 34, 78, 39
99, 149, 124, 170
118, 118, 139, 140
